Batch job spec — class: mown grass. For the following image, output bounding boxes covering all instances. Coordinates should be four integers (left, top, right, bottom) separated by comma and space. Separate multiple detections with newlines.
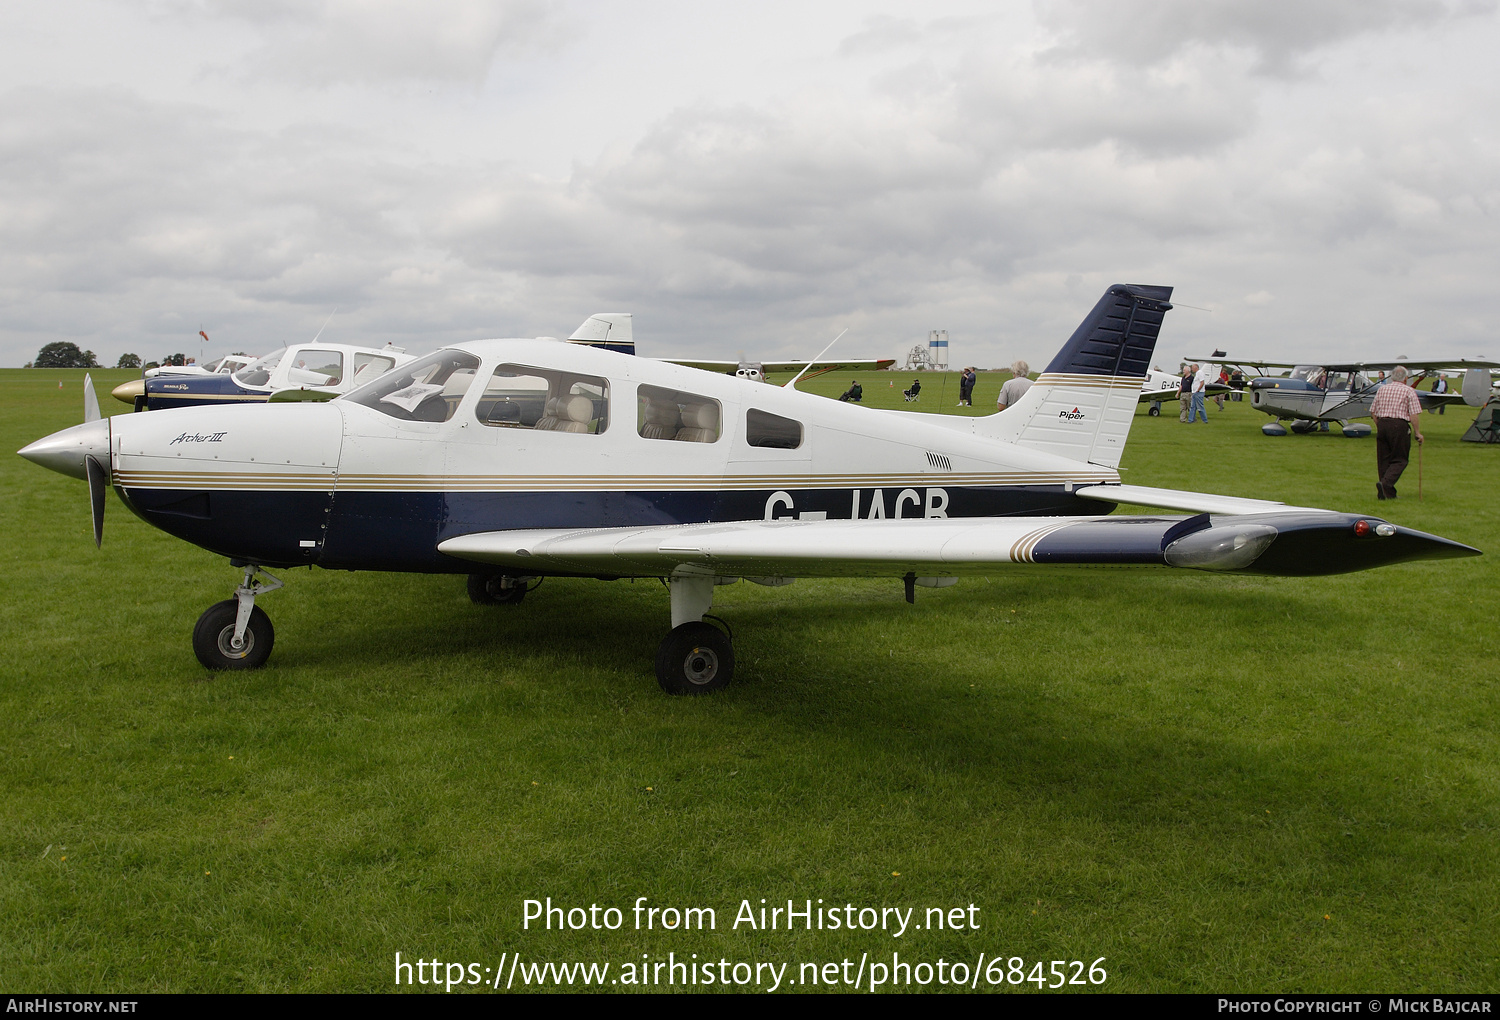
1, 368, 1495, 993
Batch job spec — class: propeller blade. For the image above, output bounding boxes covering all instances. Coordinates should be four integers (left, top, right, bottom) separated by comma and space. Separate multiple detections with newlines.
86, 455, 106, 549
84, 373, 101, 423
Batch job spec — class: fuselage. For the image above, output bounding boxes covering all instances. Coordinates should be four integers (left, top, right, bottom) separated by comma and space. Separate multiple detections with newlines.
102, 340, 1123, 572
119, 342, 414, 411
1248, 367, 1456, 422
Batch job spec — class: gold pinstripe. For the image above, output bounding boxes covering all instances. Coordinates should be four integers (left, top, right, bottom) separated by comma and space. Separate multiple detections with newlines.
1034, 373, 1144, 389
1008, 521, 1073, 562
113, 469, 1118, 492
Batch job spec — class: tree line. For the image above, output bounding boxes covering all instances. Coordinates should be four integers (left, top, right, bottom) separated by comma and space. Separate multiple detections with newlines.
27, 342, 190, 370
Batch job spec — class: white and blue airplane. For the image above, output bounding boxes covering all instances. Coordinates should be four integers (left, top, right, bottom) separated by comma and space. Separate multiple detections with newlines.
19, 285, 1479, 693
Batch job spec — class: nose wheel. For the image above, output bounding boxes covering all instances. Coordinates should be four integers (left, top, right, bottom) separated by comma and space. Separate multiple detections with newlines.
192, 564, 282, 670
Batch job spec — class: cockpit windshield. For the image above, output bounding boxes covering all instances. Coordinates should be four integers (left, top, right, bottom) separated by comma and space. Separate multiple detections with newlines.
232, 348, 287, 389
342, 349, 481, 423
1289, 366, 1319, 382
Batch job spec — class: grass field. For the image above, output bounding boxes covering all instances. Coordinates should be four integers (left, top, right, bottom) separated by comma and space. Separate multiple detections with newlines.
2, 367, 1496, 993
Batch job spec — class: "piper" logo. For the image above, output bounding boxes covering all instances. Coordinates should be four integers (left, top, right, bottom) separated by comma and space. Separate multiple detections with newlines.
1058, 407, 1085, 421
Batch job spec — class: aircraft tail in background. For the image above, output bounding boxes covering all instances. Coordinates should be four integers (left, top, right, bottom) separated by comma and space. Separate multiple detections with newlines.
567, 313, 635, 356
975, 284, 1173, 470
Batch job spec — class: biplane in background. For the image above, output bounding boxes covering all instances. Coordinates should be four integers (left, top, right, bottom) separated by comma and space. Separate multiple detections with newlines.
21, 287, 1479, 694
1187, 357, 1499, 435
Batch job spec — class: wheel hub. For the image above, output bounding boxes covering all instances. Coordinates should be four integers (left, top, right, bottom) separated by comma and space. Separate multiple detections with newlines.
216, 625, 253, 659
683, 645, 719, 684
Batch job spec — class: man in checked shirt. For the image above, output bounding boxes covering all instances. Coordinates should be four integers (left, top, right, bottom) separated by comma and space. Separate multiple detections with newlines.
1371, 365, 1425, 500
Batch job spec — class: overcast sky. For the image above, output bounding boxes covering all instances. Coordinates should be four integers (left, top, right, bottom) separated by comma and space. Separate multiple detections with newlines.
3, 0, 1497, 370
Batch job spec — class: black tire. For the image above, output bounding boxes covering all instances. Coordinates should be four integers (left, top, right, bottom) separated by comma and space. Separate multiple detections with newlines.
467, 573, 526, 605
192, 599, 274, 671
1148, 406, 1160, 416
655, 621, 734, 695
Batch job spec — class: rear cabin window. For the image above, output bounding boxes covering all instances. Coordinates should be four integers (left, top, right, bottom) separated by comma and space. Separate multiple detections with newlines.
351, 353, 396, 386
477, 364, 609, 434
745, 408, 802, 449
286, 350, 344, 387
638, 384, 721, 443
345, 349, 481, 422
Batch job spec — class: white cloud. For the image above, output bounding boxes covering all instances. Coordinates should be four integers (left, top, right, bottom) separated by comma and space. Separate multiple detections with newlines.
1, 2, 1498, 370
146, 0, 572, 86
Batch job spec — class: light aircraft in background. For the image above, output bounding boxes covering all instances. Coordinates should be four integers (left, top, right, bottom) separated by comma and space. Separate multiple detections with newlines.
1138, 367, 1230, 415
21, 286, 1479, 694
144, 353, 257, 380
112, 341, 416, 412
1187, 357, 1499, 435
566, 312, 896, 382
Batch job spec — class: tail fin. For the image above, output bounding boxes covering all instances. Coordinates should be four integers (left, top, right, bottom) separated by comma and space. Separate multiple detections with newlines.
567, 313, 635, 355
976, 284, 1173, 468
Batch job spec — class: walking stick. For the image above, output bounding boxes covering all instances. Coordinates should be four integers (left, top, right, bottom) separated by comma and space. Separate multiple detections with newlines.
1418, 430, 1423, 501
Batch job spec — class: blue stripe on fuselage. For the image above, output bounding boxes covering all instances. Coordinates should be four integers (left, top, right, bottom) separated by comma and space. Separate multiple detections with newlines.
144, 374, 265, 410
117, 484, 1112, 572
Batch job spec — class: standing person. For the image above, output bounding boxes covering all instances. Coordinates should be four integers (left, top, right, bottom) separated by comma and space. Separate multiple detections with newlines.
996, 360, 1032, 411
1179, 364, 1193, 422
957, 366, 976, 406
1371, 366, 1424, 499
1432, 374, 1447, 414
1189, 363, 1209, 423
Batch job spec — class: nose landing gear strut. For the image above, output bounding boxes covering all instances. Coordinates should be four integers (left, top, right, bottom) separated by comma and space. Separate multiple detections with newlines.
191, 564, 283, 670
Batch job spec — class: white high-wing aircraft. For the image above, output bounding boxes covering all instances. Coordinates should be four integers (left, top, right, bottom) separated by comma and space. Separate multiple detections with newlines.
19, 285, 1479, 694
1136, 367, 1231, 414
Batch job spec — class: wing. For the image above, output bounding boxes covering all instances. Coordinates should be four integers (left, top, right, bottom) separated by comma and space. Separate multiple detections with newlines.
1188, 356, 1500, 372
661, 358, 897, 375
758, 358, 897, 375
439, 510, 1476, 580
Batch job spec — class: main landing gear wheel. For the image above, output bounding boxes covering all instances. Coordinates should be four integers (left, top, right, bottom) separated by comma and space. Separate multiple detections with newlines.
1148, 405, 1160, 416
655, 621, 734, 695
467, 572, 528, 605
192, 599, 274, 670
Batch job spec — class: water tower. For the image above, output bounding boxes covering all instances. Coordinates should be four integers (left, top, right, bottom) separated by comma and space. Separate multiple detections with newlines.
927, 330, 949, 370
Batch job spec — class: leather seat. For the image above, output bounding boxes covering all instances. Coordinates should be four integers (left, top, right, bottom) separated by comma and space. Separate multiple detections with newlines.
640, 398, 681, 440
674, 402, 720, 442
553, 394, 595, 434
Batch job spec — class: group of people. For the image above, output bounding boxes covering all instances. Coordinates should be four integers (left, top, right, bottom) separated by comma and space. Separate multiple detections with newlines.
840, 362, 1033, 410
1176, 362, 1224, 423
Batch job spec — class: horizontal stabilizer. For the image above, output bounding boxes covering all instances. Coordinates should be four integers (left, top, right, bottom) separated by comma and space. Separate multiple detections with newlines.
1073, 483, 1318, 515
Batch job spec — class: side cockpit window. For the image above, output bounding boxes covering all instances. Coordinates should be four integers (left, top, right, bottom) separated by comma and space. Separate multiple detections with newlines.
233, 347, 286, 389
478, 364, 609, 434
345, 350, 481, 422
638, 384, 721, 443
745, 408, 802, 449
